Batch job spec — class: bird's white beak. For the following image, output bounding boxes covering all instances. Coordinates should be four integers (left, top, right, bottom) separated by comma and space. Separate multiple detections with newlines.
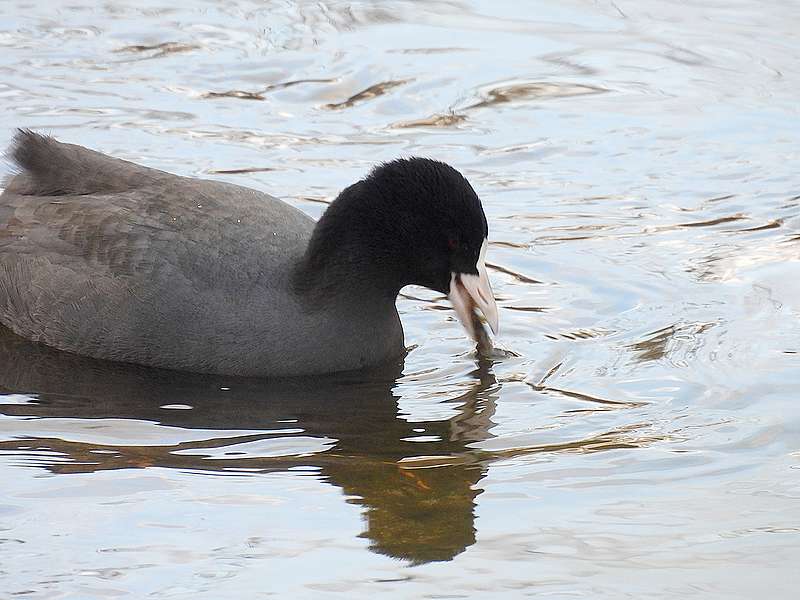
448, 238, 499, 340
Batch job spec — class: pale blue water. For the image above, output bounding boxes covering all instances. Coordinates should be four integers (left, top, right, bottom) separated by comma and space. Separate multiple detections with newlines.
1, 1, 799, 598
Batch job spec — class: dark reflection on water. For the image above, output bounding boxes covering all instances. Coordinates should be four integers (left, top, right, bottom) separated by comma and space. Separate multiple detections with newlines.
0, 326, 494, 564
0, 324, 673, 566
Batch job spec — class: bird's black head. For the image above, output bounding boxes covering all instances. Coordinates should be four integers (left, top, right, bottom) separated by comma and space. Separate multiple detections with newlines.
295, 157, 498, 336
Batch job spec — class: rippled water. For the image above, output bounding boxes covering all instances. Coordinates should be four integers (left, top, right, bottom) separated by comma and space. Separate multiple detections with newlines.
2, 1, 800, 597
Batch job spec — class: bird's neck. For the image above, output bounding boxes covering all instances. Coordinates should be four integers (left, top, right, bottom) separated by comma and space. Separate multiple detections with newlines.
292, 181, 409, 304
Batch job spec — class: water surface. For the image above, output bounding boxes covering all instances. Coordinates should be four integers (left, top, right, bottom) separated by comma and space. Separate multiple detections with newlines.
1, 1, 799, 598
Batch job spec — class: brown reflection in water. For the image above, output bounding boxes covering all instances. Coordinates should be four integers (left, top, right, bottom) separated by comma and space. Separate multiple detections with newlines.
485, 261, 542, 284
296, 195, 332, 205
203, 78, 336, 101
544, 327, 613, 341
646, 213, 748, 236
207, 167, 278, 175
323, 80, 410, 110
628, 325, 676, 362
490, 240, 529, 249
0, 327, 492, 564
506, 305, 549, 313
465, 81, 606, 110
678, 214, 746, 228
113, 42, 200, 59
390, 113, 468, 129
626, 322, 716, 364
526, 377, 646, 412
491, 423, 667, 456
203, 90, 267, 101
733, 219, 783, 233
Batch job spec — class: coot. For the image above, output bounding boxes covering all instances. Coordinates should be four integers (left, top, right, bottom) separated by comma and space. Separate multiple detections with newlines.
0, 130, 497, 376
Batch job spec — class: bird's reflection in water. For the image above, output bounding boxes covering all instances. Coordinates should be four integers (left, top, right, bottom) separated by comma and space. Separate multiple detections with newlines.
0, 327, 499, 564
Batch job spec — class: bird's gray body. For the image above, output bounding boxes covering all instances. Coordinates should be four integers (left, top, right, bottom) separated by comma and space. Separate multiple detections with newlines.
0, 132, 403, 376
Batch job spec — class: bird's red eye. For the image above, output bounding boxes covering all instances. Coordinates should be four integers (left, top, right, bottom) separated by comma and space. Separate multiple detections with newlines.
447, 238, 458, 250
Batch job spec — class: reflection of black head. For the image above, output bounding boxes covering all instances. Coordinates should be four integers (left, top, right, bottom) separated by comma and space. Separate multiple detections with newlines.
0, 326, 496, 564
342, 461, 483, 564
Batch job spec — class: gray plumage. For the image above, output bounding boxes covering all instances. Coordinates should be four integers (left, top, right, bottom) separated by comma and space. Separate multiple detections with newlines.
0, 130, 403, 376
